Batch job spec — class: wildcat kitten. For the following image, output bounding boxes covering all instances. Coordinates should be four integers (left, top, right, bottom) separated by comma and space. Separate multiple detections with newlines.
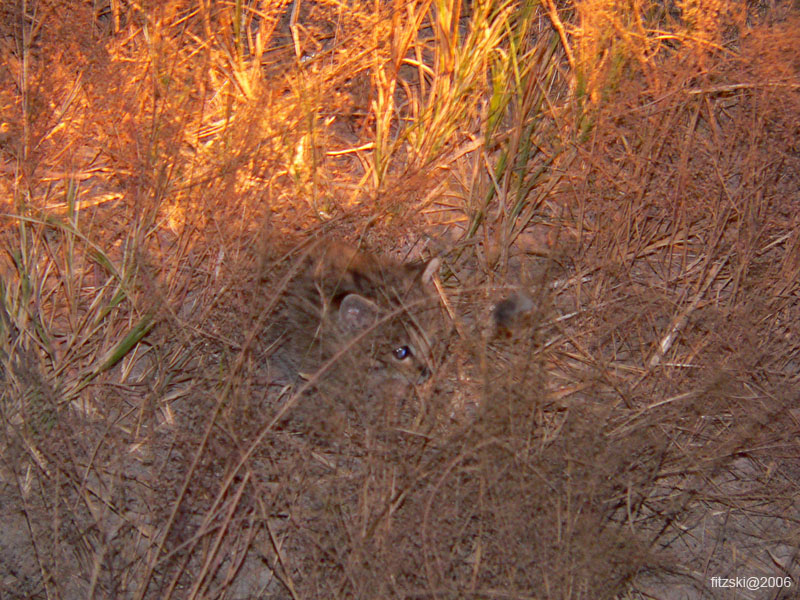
272, 242, 537, 389
280, 242, 441, 386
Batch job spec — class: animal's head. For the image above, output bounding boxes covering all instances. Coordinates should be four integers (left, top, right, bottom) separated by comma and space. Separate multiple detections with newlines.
331, 257, 441, 384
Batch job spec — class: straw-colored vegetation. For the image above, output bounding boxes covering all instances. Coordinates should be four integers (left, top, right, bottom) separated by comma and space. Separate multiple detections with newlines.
1, 0, 799, 598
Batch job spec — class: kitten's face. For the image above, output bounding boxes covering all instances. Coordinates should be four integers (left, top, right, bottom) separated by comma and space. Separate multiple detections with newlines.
289, 244, 441, 385
335, 291, 437, 383
283, 244, 536, 387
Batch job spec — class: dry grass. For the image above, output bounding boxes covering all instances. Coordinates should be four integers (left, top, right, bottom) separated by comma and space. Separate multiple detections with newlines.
1, 0, 799, 598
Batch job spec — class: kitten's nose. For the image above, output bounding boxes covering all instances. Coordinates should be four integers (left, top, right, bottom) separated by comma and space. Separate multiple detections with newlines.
416, 365, 431, 384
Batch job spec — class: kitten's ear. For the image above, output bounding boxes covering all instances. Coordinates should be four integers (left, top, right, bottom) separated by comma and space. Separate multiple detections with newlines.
338, 293, 379, 332
419, 257, 440, 291
492, 292, 534, 331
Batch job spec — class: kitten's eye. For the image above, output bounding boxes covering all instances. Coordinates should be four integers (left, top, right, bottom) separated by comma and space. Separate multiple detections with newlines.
392, 345, 412, 361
